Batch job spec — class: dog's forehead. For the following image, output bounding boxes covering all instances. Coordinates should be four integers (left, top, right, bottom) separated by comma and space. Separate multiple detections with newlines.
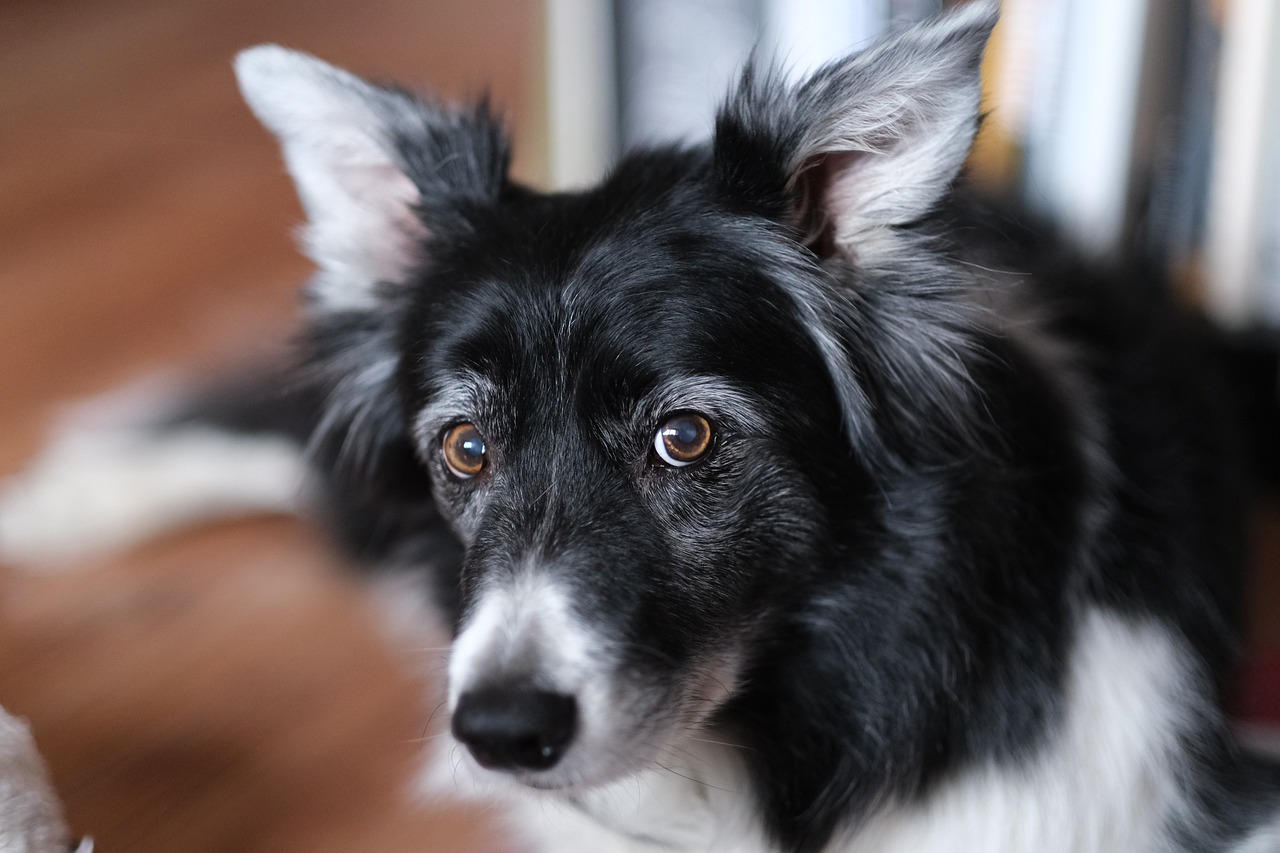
418, 177, 811, 398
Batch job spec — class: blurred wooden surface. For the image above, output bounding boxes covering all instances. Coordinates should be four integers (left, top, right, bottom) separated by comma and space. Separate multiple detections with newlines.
0, 0, 542, 849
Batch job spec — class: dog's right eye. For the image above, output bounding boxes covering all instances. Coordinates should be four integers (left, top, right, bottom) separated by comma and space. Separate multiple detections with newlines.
653, 412, 715, 468
441, 422, 488, 479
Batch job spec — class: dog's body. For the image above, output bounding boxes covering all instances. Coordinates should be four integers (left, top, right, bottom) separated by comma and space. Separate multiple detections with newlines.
5, 2, 1280, 851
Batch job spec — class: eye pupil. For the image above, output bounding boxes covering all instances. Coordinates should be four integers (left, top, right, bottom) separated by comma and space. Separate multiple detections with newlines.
442, 422, 487, 479
654, 413, 713, 467
670, 420, 700, 445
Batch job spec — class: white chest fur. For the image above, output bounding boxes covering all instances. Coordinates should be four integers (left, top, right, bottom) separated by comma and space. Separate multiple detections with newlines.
843, 609, 1194, 853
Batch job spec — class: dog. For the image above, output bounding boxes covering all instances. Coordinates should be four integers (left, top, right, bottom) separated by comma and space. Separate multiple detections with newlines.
4, 2, 1280, 850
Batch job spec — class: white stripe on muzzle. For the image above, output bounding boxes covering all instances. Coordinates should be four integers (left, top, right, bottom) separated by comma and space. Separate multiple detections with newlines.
447, 571, 607, 712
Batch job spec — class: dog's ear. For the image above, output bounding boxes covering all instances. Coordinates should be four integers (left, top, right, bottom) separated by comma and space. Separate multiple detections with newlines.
235, 47, 509, 485
235, 45, 509, 311
714, 1, 996, 263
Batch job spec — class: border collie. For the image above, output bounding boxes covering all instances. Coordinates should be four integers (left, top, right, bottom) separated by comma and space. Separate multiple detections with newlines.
4, 2, 1280, 850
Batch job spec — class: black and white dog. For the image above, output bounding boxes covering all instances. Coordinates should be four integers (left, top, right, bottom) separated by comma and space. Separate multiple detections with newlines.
5, 1, 1280, 850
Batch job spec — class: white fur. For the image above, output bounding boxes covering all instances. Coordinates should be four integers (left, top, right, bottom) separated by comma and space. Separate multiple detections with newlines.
844, 608, 1194, 853
1235, 816, 1280, 853
0, 707, 89, 852
234, 46, 426, 312
507, 736, 768, 853
0, 425, 309, 566
447, 571, 604, 708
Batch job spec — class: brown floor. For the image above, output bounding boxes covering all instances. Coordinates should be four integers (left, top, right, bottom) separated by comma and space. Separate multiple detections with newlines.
2, 2, 1279, 852
0, 0, 544, 849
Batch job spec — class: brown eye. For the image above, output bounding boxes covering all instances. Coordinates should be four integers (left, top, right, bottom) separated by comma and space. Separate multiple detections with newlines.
441, 422, 488, 479
653, 412, 714, 467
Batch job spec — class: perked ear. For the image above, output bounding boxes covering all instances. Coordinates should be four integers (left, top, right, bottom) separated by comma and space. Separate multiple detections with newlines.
714, 0, 998, 263
235, 46, 509, 312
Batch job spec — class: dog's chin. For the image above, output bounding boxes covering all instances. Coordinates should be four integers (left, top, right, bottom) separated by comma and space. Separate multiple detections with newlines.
454, 761, 612, 797
511, 773, 573, 792
466, 746, 649, 794
488, 768, 570, 788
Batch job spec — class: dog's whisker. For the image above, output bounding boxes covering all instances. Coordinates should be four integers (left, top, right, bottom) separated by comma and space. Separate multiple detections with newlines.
423, 698, 449, 732
401, 731, 450, 744
651, 761, 741, 796
684, 736, 755, 752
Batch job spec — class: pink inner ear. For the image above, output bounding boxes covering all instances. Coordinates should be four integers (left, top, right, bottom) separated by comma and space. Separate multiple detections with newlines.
793, 150, 871, 263
315, 156, 427, 285
352, 160, 419, 209
369, 162, 429, 269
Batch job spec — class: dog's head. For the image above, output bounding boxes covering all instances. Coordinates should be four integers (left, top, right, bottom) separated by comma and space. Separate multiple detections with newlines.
236, 1, 997, 792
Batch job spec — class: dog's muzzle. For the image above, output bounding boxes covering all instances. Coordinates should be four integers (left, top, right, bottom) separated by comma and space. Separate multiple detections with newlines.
451, 686, 578, 771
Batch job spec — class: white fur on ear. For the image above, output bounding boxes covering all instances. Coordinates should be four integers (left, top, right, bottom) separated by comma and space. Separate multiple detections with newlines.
799, 0, 996, 257
235, 45, 426, 312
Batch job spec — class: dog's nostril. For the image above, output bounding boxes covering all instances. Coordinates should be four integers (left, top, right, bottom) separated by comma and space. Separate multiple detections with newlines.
451, 687, 577, 772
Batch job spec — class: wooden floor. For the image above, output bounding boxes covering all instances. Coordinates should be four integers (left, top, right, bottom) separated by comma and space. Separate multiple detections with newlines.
2, 2, 1279, 852
0, 0, 543, 849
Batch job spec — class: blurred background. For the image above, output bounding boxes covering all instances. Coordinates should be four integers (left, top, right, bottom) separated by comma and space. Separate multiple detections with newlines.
1, 0, 1277, 850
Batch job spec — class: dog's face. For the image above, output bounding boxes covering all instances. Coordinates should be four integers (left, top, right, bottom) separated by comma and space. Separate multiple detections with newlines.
404, 180, 849, 787
236, 1, 996, 793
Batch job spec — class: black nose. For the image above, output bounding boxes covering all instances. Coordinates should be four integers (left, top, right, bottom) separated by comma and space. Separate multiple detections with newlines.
451, 687, 577, 771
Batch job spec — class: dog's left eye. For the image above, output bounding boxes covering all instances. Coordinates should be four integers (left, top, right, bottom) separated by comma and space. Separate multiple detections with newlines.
653, 413, 714, 467
441, 422, 488, 479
